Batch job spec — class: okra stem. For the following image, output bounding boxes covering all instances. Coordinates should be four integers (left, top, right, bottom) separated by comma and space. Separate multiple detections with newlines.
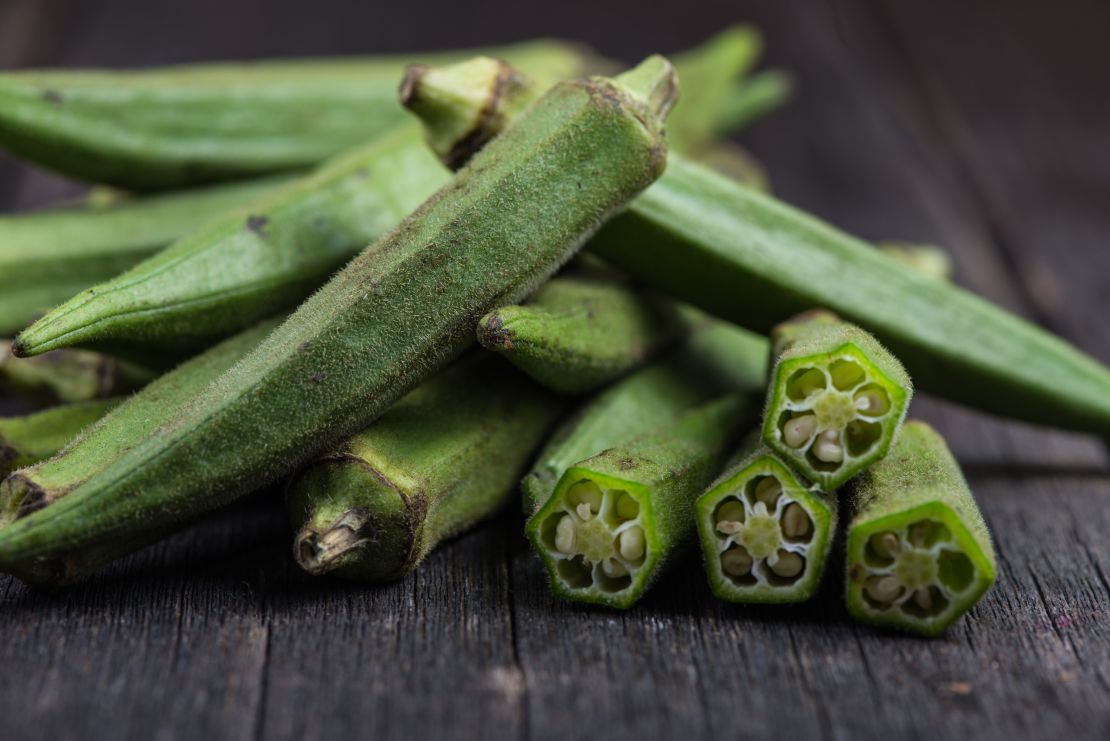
0, 398, 119, 477
287, 353, 563, 580
0, 341, 153, 405
845, 421, 996, 636
528, 394, 756, 609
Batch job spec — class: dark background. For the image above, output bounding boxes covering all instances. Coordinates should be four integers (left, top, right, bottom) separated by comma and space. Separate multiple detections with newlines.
2, 1, 1109, 740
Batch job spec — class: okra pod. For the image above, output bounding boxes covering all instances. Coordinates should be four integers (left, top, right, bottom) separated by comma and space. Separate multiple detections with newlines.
0, 58, 675, 582
477, 268, 686, 394
0, 317, 280, 584
763, 311, 912, 490
527, 393, 755, 609
521, 321, 770, 514
695, 436, 836, 604
0, 342, 153, 404
287, 353, 563, 580
0, 175, 291, 335
0, 40, 590, 189
416, 62, 1110, 435
845, 421, 996, 636
0, 398, 119, 477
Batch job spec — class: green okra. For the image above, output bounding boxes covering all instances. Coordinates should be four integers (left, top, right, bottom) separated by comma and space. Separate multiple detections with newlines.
477, 267, 686, 394
877, 241, 952, 282
0, 317, 280, 584
0, 398, 120, 477
716, 68, 795, 134
287, 352, 563, 580
0, 175, 291, 336
0, 58, 675, 583
763, 311, 912, 491
527, 393, 755, 609
845, 421, 996, 637
695, 436, 836, 604
0, 341, 153, 404
521, 321, 770, 515
415, 61, 1110, 436
0, 40, 590, 190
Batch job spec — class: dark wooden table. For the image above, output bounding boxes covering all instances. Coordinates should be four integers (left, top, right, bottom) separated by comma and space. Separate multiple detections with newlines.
2, 1, 1108, 739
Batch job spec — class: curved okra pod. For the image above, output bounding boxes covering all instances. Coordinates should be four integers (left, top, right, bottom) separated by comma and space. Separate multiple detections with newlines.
0, 342, 153, 405
0, 398, 120, 476
763, 311, 912, 491
0, 58, 676, 583
845, 421, 996, 636
287, 353, 563, 580
0, 40, 590, 190
521, 321, 770, 514
411, 59, 1110, 436
695, 437, 836, 603
477, 268, 687, 394
528, 393, 756, 609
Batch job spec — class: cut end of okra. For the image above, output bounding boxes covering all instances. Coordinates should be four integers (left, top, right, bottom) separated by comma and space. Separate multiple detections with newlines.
763, 314, 911, 490
527, 470, 656, 610
611, 55, 680, 129
696, 453, 835, 603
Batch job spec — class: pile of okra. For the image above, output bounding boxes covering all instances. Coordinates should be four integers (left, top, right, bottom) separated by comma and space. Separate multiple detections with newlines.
1, 27, 1107, 638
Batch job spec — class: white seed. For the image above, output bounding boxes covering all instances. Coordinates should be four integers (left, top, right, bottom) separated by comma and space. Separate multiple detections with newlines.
909, 522, 930, 547
619, 526, 646, 561
567, 481, 602, 513
721, 547, 753, 576
783, 414, 817, 448
576, 503, 593, 521
716, 520, 742, 535
853, 387, 890, 415
554, 515, 577, 554
602, 558, 629, 578
914, 588, 933, 610
715, 500, 745, 534
781, 503, 813, 539
864, 575, 903, 604
870, 532, 901, 559
754, 477, 782, 507
813, 430, 844, 463
770, 550, 804, 578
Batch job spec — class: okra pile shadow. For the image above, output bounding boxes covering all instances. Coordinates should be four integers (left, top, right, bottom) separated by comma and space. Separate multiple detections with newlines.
0, 26, 1104, 641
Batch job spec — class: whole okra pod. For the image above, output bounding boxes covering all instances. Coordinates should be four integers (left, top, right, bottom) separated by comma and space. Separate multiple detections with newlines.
0, 342, 153, 405
413, 60, 1110, 436
696, 436, 837, 604
763, 311, 912, 491
527, 394, 756, 609
0, 40, 590, 189
521, 321, 770, 514
0, 58, 676, 583
845, 421, 996, 637
287, 353, 563, 580
0, 399, 120, 477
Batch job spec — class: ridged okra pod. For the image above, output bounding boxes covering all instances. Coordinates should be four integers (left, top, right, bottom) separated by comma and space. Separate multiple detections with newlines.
477, 267, 686, 394
0, 176, 290, 336
845, 421, 996, 637
527, 394, 755, 609
413, 61, 1110, 436
696, 437, 837, 604
521, 321, 770, 514
0, 342, 153, 404
0, 58, 676, 582
287, 353, 563, 580
0, 40, 590, 190
763, 311, 911, 491
0, 318, 280, 584
0, 399, 119, 477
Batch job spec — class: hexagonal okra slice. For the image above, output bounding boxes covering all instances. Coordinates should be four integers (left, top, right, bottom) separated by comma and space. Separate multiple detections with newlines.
696, 442, 837, 603
763, 311, 911, 490
845, 421, 996, 637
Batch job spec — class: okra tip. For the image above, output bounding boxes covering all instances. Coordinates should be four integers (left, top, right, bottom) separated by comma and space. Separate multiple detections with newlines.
612, 55, 680, 129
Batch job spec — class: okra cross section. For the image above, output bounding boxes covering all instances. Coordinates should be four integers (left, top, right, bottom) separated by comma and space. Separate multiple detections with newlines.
763, 312, 911, 490
846, 421, 996, 637
696, 441, 836, 603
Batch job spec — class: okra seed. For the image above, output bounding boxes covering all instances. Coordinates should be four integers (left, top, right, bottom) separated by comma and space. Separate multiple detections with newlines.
909, 522, 929, 547
853, 385, 890, 416
576, 503, 594, 521
783, 414, 817, 448
602, 558, 629, 578
864, 575, 904, 604
869, 531, 901, 559
615, 492, 640, 521
715, 500, 745, 526
716, 521, 742, 535
770, 550, 804, 578
619, 526, 646, 561
913, 588, 933, 610
567, 480, 602, 514
554, 515, 577, 554
721, 546, 753, 576
781, 503, 813, 539
754, 476, 782, 507
813, 430, 844, 463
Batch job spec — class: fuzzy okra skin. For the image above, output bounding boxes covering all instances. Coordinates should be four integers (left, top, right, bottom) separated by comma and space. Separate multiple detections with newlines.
845, 421, 996, 637
0, 341, 153, 405
521, 321, 770, 515
287, 353, 564, 580
0, 175, 291, 336
0, 398, 120, 477
696, 437, 837, 604
0, 40, 590, 190
477, 269, 687, 394
763, 311, 912, 491
0, 58, 675, 582
528, 393, 755, 609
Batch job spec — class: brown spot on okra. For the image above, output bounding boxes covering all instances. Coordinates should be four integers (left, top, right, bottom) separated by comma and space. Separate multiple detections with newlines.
246, 215, 269, 235
479, 315, 513, 349
42, 90, 64, 104
619, 458, 637, 471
